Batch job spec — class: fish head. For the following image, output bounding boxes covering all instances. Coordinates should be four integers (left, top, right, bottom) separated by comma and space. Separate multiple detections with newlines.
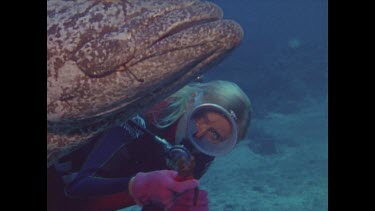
48, 0, 243, 124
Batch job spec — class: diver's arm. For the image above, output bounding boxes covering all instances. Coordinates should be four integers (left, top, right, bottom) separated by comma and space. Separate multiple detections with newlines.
64, 126, 137, 198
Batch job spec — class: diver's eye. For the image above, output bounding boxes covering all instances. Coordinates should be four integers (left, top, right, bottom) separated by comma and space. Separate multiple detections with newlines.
209, 129, 220, 141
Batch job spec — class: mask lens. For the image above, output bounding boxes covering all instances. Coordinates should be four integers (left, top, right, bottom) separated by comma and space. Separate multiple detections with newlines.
187, 103, 238, 156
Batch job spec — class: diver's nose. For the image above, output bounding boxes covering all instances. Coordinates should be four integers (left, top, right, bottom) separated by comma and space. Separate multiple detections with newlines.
194, 123, 208, 139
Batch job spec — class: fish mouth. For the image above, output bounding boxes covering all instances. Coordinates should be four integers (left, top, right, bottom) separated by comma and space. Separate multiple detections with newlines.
110, 17, 227, 80
148, 17, 221, 50
48, 0, 243, 127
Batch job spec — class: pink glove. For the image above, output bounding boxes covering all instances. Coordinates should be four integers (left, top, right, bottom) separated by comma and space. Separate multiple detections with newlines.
167, 189, 209, 211
129, 170, 198, 208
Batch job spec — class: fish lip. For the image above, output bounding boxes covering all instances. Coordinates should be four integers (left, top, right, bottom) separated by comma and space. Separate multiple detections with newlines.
91, 17, 223, 78
149, 17, 221, 48
145, 1, 225, 49
125, 18, 243, 70
113, 17, 223, 72
117, 2, 226, 73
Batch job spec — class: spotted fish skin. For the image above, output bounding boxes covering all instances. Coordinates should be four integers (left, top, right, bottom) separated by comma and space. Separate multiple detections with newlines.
47, 0, 243, 166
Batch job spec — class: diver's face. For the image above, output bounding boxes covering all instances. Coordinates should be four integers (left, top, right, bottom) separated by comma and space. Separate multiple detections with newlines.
193, 111, 232, 144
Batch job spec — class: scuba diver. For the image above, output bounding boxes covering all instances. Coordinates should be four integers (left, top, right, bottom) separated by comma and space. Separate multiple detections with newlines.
47, 80, 252, 211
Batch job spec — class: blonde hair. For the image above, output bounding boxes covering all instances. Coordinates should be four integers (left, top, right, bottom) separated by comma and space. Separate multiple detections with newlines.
148, 80, 252, 141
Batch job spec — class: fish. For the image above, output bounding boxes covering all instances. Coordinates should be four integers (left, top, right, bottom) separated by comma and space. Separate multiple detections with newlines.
47, 0, 244, 167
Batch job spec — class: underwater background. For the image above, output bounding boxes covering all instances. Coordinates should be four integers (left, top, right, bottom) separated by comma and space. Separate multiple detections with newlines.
125, 0, 328, 210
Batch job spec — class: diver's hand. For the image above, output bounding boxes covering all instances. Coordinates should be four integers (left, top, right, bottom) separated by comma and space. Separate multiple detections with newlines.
129, 170, 198, 208
168, 189, 209, 211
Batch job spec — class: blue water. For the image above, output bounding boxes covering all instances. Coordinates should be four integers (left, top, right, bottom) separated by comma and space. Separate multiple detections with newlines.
202, 0, 328, 210
206, 0, 328, 117
125, 0, 328, 210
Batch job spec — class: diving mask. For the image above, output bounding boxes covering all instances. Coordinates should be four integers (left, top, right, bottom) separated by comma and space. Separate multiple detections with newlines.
186, 103, 238, 156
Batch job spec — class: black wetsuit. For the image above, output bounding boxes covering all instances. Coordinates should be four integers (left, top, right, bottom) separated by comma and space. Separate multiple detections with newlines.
47, 117, 214, 211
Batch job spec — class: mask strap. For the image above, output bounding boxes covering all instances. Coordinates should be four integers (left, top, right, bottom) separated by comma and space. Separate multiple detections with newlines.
229, 110, 238, 121
192, 90, 237, 121
192, 90, 204, 107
